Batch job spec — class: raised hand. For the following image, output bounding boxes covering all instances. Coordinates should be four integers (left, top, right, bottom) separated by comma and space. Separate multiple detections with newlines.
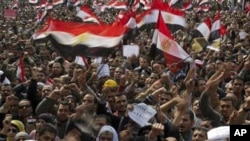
148, 123, 165, 140
47, 89, 60, 101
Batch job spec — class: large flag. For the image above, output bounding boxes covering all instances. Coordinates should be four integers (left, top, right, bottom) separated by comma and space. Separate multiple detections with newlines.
152, 12, 191, 69
76, 5, 100, 24
33, 19, 127, 57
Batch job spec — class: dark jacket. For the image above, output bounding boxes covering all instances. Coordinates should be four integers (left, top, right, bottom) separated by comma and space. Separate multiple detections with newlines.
199, 90, 226, 127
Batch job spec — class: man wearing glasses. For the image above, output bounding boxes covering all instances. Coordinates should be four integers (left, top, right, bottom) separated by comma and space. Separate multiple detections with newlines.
18, 99, 36, 134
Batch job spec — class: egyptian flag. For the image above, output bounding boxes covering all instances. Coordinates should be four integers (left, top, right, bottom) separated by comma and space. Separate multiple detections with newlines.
36, 9, 49, 24
140, 0, 152, 10
195, 5, 210, 12
152, 12, 191, 71
16, 56, 26, 82
181, 1, 193, 11
52, 0, 64, 6
114, 10, 137, 29
36, 0, 47, 9
101, 0, 127, 10
131, 0, 140, 11
160, 3, 187, 28
99, 0, 116, 12
194, 17, 211, 41
33, 19, 127, 57
168, 0, 178, 6
209, 12, 220, 41
111, 1, 128, 10
117, 10, 126, 19
45, 1, 53, 10
136, 10, 159, 28
207, 12, 221, 51
93, 0, 104, 8
29, 0, 39, 5
136, 0, 187, 29
76, 5, 100, 24
199, 0, 210, 5
68, 0, 82, 7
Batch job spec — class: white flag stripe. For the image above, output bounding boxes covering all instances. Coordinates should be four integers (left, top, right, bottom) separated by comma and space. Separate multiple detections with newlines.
126, 18, 137, 28
196, 23, 210, 40
83, 17, 100, 24
137, 10, 159, 28
49, 31, 124, 48
75, 56, 86, 66
211, 19, 220, 32
76, 10, 91, 19
161, 11, 187, 27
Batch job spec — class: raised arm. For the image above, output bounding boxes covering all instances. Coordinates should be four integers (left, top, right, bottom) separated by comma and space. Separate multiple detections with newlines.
199, 68, 225, 126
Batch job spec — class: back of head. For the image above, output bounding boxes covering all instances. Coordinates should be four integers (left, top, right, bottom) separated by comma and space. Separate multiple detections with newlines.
15, 131, 31, 140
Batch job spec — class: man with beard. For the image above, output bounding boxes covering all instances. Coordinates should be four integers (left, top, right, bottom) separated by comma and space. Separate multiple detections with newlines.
179, 110, 195, 141
113, 94, 128, 117
36, 90, 72, 139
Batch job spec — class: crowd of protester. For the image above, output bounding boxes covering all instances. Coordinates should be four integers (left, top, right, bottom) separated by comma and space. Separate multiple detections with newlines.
0, 0, 250, 141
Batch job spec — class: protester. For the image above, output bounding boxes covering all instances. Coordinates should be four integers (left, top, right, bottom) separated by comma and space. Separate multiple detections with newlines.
0, 0, 250, 141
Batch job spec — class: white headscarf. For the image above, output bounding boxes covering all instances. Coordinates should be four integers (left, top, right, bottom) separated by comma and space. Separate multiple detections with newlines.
96, 125, 118, 141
